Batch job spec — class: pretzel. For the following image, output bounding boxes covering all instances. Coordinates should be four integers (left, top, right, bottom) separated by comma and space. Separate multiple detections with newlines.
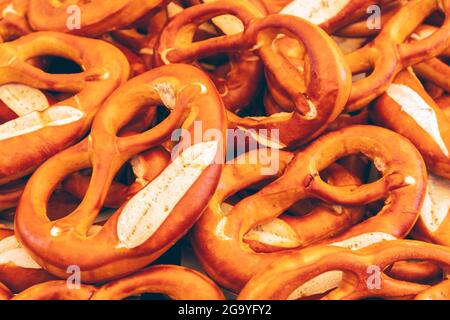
0, 227, 54, 293
0, 32, 129, 185
155, 0, 266, 113
0, 0, 31, 42
373, 69, 450, 178
192, 125, 426, 292
415, 279, 450, 300
345, 0, 450, 112
28, 0, 170, 36
157, 0, 351, 147
8, 265, 224, 300
237, 240, 450, 300
15, 64, 226, 283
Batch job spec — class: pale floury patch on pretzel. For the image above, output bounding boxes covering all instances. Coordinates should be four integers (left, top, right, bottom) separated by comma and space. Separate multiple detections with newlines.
192, 125, 426, 292
345, 0, 450, 111
412, 173, 450, 246
0, 235, 41, 269
0, 84, 49, 116
0, 106, 83, 141
117, 141, 218, 249
0, 32, 129, 185
15, 64, 226, 282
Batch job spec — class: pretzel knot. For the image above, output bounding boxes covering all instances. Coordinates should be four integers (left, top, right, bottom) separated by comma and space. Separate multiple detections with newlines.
192, 125, 426, 292
237, 240, 450, 300
15, 64, 226, 282
5, 265, 224, 300
28, 0, 171, 36
156, 0, 351, 148
0, 32, 129, 186
346, 0, 450, 111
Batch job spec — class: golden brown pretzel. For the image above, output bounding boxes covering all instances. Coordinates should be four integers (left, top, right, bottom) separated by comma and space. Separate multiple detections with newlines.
0, 282, 12, 300
0, 227, 54, 293
0, 32, 129, 185
157, 0, 351, 147
373, 68, 450, 178
28, 0, 170, 36
345, 0, 450, 111
415, 279, 450, 300
237, 240, 450, 300
91, 265, 225, 300
15, 64, 226, 283
192, 125, 426, 292
155, 0, 266, 113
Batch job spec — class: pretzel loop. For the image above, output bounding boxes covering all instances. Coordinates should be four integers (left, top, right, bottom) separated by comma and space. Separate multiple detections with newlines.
15, 64, 226, 282
0, 32, 129, 185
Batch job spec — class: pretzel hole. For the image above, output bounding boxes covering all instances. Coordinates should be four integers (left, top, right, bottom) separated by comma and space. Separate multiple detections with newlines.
27, 55, 83, 75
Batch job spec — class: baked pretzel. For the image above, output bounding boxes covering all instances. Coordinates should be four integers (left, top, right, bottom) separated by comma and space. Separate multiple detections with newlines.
373, 68, 450, 178
157, 0, 351, 147
192, 125, 426, 292
155, 0, 266, 113
0, 32, 129, 185
15, 64, 226, 282
0, 0, 31, 42
345, 0, 450, 111
237, 240, 450, 300
28, 0, 170, 36
8, 265, 224, 300
0, 227, 54, 293
415, 279, 450, 300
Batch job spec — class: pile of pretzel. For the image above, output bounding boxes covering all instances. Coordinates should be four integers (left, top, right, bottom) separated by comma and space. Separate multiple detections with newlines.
0, 0, 450, 300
